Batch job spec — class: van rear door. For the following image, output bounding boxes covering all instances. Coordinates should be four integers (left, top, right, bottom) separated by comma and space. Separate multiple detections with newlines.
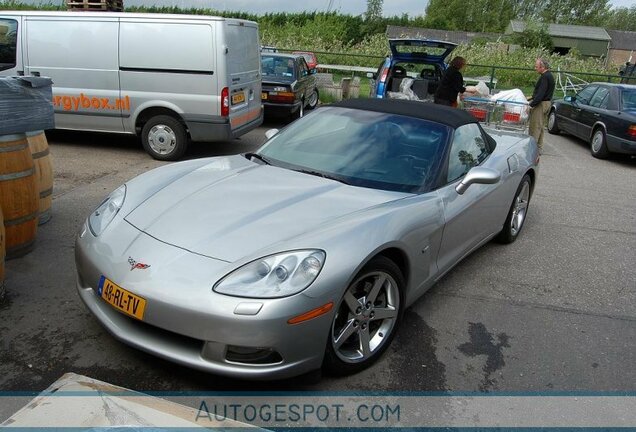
223, 21, 262, 134
0, 15, 23, 77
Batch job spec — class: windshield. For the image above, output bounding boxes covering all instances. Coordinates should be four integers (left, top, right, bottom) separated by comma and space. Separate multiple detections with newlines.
621, 89, 636, 111
257, 107, 450, 193
261, 55, 295, 80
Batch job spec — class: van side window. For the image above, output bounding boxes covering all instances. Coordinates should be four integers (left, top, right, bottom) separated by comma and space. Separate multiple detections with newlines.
0, 19, 18, 71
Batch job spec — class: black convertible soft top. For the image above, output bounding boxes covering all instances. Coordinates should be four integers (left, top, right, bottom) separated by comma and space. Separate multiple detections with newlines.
333, 98, 478, 129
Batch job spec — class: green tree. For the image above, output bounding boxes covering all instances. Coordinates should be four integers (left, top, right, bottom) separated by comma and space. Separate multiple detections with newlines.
424, 0, 515, 32
539, 0, 610, 25
604, 6, 636, 31
365, 0, 383, 20
512, 0, 549, 21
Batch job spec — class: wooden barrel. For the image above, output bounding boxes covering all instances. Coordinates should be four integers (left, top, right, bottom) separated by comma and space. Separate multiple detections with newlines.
0, 134, 39, 259
26, 131, 53, 225
0, 205, 5, 301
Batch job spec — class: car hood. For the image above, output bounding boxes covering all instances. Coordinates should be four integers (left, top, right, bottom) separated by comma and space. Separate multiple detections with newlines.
388, 38, 457, 63
124, 156, 405, 262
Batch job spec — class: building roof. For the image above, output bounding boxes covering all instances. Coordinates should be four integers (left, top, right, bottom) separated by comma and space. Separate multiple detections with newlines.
607, 30, 636, 50
386, 25, 502, 46
508, 20, 611, 41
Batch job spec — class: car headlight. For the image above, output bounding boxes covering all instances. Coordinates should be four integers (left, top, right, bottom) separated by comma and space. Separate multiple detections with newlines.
213, 250, 326, 298
88, 185, 126, 236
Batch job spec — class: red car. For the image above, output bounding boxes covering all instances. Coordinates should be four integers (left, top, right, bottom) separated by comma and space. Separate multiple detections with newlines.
292, 51, 318, 70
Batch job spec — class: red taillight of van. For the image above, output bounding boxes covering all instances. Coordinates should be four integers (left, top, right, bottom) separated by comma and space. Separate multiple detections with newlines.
628, 125, 636, 139
221, 87, 229, 117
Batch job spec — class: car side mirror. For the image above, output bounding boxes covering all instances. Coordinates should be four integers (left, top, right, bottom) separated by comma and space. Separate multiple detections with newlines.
455, 167, 500, 195
265, 129, 279, 140
366, 72, 376, 79
564, 95, 575, 102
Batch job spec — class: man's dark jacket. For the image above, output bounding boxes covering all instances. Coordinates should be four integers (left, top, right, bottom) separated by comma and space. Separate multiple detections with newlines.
530, 71, 555, 107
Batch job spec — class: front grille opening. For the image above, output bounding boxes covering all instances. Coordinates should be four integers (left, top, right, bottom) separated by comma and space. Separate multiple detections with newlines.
225, 345, 283, 365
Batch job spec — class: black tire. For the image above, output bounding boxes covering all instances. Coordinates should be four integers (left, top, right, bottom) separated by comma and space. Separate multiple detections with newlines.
590, 128, 610, 159
323, 256, 405, 376
496, 174, 532, 244
547, 109, 560, 135
306, 88, 319, 110
141, 115, 188, 161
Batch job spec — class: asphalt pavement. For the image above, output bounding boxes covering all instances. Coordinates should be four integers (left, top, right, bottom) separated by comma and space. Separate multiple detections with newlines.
1, 123, 635, 397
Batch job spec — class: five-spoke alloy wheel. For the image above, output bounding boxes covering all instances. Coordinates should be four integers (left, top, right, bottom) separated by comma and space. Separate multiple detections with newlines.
497, 174, 532, 244
323, 256, 404, 375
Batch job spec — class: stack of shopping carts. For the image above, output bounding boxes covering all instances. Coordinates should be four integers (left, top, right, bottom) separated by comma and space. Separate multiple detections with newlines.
461, 97, 530, 132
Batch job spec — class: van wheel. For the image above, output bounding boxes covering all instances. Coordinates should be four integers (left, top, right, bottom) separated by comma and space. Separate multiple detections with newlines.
141, 115, 188, 161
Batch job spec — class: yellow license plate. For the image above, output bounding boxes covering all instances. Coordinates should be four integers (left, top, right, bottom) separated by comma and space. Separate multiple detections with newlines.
232, 93, 246, 105
98, 276, 146, 320
261, 92, 268, 100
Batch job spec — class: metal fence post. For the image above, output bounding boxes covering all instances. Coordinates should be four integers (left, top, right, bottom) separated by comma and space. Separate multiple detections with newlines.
490, 66, 496, 91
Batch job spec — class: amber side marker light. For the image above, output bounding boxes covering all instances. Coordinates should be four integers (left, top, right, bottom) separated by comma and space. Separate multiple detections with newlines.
288, 302, 334, 325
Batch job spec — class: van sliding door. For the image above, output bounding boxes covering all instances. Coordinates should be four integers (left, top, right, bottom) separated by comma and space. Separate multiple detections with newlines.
24, 16, 124, 132
119, 19, 217, 135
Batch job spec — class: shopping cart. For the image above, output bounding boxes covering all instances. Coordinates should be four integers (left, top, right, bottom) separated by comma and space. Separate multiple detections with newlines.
462, 97, 530, 133
461, 97, 496, 123
492, 99, 530, 132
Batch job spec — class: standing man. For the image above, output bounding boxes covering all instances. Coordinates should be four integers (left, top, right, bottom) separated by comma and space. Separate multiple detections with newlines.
528, 58, 555, 153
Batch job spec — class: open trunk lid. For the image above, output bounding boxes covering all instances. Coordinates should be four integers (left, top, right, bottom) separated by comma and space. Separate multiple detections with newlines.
388, 39, 457, 63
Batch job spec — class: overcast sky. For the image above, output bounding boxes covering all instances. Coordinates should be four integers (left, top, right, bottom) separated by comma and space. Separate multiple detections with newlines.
119, 0, 635, 16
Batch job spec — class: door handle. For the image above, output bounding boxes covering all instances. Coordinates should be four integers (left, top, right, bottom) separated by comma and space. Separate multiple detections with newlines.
31, 71, 41, 77
593, 113, 600, 117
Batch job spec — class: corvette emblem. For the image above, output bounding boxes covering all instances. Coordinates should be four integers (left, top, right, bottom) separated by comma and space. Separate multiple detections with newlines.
128, 257, 151, 271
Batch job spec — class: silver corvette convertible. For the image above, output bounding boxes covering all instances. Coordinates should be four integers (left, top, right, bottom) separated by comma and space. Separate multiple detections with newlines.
75, 99, 539, 379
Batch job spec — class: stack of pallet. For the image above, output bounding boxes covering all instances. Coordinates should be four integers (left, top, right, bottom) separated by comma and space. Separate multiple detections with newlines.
66, 0, 123, 12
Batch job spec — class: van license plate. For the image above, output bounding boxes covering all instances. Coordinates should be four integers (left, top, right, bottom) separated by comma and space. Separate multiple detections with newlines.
261, 92, 268, 100
98, 276, 146, 320
232, 93, 246, 105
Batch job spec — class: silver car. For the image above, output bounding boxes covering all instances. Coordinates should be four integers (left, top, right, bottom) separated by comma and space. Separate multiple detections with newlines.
75, 99, 539, 379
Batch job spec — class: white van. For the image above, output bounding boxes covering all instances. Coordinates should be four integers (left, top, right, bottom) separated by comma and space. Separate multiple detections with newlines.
0, 11, 263, 160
